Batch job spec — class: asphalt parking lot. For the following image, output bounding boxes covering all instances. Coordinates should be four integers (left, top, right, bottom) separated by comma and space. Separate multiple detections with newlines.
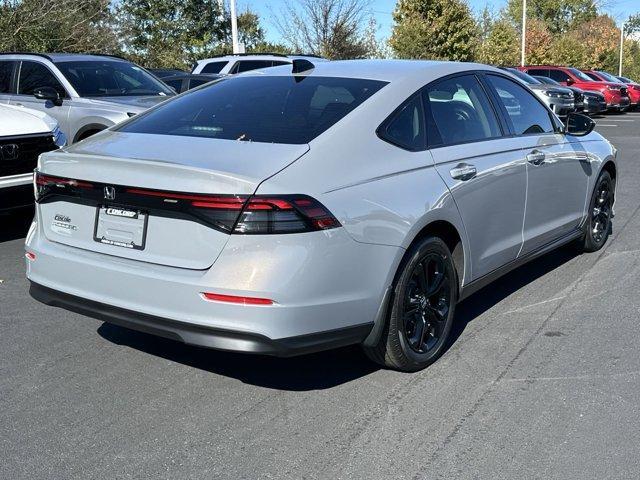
2, 115, 640, 479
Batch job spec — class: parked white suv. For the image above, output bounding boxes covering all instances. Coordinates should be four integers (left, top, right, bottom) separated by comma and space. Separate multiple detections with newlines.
192, 53, 325, 75
0, 53, 174, 144
0, 103, 65, 211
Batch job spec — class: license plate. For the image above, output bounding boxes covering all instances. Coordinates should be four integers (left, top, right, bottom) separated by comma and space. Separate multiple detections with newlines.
93, 206, 148, 250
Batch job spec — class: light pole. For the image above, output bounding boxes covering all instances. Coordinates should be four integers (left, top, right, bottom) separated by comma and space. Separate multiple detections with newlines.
230, 0, 240, 54
521, 0, 527, 66
619, 22, 625, 77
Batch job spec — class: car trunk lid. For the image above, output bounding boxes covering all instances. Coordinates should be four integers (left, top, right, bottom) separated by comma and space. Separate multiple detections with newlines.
37, 131, 309, 269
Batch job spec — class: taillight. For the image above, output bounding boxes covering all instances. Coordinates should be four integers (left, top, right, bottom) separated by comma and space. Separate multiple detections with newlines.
233, 195, 340, 234
34, 171, 93, 201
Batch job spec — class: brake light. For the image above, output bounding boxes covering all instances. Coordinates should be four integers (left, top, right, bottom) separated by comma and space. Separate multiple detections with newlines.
34, 172, 93, 201
233, 195, 341, 234
201, 292, 274, 305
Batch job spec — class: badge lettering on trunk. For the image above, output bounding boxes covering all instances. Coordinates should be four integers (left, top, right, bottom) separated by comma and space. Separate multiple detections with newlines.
105, 207, 137, 218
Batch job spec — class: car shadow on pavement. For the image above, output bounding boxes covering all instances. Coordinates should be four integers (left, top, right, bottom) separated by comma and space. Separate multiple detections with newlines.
97, 243, 580, 391
0, 208, 33, 243
446, 243, 579, 351
97, 323, 379, 391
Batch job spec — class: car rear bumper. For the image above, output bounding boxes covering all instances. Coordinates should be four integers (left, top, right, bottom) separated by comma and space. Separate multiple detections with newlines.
25, 212, 400, 352
29, 282, 373, 356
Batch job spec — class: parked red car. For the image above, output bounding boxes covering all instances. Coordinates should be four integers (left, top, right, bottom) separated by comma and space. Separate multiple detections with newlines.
518, 65, 630, 111
583, 70, 640, 109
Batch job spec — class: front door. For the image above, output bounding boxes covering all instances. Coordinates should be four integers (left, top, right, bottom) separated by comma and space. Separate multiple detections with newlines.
484, 73, 590, 256
10, 60, 72, 136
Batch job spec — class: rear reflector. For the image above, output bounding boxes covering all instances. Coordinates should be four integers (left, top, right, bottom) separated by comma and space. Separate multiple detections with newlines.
25, 252, 36, 261
201, 292, 274, 305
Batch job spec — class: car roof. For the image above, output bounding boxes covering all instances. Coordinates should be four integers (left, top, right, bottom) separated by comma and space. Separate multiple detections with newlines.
0, 52, 128, 63
245, 59, 504, 83
162, 73, 222, 81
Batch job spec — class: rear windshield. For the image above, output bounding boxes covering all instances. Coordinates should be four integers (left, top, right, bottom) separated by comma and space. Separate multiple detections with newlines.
118, 76, 387, 144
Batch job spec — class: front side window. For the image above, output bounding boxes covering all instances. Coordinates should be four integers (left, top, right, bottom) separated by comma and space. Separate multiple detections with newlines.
55, 61, 173, 97
377, 94, 425, 151
424, 75, 501, 146
0, 61, 16, 93
486, 74, 554, 135
118, 76, 387, 144
18, 61, 67, 97
549, 69, 571, 83
201, 61, 227, 74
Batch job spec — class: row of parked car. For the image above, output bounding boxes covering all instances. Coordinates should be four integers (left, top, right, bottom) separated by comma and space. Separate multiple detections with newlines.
0, 51, 636, 213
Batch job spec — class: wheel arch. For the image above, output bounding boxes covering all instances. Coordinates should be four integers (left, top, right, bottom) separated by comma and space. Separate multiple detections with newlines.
73, 123, 109, 143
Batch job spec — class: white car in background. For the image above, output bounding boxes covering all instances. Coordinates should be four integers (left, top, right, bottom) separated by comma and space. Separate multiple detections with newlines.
192, 53, 326, 75
0, 103, 65, 212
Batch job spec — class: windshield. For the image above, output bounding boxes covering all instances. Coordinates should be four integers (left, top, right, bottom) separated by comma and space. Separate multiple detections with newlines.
505, 68, 541, 85
118, 76, 387, 144
596, 71, 620, 83
56, 61, 174, 97
569, 68, 596, 82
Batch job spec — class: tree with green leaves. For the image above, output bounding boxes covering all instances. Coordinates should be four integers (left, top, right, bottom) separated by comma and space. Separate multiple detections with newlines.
505, 0, 597, 34
477, 18, 520, 66
117, 0, 226, 69
0, 0, 117, 53
389, 0, 479, 61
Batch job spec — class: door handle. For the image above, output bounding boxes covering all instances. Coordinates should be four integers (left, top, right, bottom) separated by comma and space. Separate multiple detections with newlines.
526, 150, 545, 166
450, 163, 477, 181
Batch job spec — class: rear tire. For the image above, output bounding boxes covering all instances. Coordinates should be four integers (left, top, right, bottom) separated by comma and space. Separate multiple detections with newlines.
579, 170, 614, 253
363, 236, 458, 372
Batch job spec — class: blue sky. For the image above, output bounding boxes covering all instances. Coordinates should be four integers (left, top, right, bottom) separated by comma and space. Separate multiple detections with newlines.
240, 0, 640, 44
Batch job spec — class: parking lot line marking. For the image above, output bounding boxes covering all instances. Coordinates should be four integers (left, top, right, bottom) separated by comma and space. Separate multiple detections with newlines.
602, 119, 636, 122
596, 124, 618, 127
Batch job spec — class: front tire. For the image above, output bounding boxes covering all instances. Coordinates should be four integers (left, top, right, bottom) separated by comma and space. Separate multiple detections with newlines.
363, 237, 458, 372
580, 170, 614, 253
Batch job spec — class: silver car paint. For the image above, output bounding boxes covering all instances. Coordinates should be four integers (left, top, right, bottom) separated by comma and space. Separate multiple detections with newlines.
0, 54, 169, 143
25, 60, 616, 347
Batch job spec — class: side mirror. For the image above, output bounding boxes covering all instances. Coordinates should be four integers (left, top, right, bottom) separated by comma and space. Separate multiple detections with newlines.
566, 78, 574, 86
564, 112, 595, 136
33, 87, 63, 106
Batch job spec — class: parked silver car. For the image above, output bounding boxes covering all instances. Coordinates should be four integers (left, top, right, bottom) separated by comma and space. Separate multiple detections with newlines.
26, 60, 616, 371
502, 67, 575, 117
0, 53, 174, 143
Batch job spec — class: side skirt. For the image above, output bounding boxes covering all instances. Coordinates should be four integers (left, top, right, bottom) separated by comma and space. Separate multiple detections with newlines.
459, 228, 584, 301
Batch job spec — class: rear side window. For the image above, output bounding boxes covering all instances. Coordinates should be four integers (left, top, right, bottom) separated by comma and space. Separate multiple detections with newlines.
232, 60, 275, 73
424, 75, 501, 146
526, 68, 548, 77
119, 76, 387, 144
486, 74, 554, 135
164, 79, 183, 92
0, 61, 16, 93
201, 61, 227, 74
377, 94, 425, 151
18, 61, 67, 98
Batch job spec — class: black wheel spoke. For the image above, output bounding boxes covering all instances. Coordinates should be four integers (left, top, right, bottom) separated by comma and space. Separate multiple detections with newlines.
402, 252, 452, 354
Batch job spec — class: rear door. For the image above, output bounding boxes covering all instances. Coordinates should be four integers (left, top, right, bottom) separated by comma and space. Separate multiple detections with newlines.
427, 74, 527, 281
11, 60, 72, 135
0, 60, 17, 104
484, 73, 590, 255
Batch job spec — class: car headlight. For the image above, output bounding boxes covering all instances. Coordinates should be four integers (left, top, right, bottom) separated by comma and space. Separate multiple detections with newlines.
52, 126, 67, 147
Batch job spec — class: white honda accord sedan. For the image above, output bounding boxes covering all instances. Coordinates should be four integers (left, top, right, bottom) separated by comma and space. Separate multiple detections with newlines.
26, 60, 616, 371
